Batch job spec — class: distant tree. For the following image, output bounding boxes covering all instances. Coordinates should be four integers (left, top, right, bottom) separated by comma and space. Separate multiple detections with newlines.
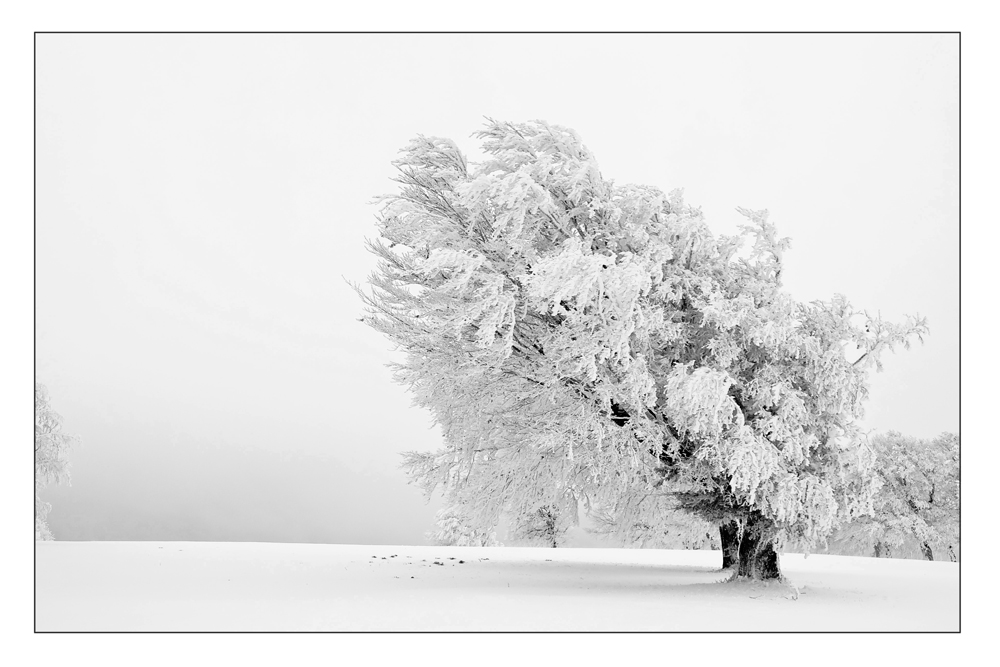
406, 436, 576, 548
834, 432, 958, 561
427, 505, 500, 547
511, 503, 574, 548
35, 381, 75, 540
590, 501, 722, 553
359, 119, 927, 579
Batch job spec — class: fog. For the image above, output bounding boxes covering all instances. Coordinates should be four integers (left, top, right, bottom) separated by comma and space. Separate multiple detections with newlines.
35, 33, 958, 544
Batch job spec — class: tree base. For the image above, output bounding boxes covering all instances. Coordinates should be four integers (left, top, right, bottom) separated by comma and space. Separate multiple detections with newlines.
736, 548, 781, 580
735, 513, 782, 580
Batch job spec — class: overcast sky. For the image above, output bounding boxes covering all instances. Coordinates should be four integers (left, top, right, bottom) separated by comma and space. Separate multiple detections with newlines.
35, 33, 958, 545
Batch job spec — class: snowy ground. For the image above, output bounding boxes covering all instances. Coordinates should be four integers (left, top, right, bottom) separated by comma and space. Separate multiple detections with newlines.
35, 541, 958, 632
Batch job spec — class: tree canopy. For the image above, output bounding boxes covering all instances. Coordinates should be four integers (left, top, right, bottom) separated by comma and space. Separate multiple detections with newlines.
358, 119, 927, 578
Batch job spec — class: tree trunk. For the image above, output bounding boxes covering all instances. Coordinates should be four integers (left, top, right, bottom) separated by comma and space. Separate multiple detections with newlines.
873, 541, 887, 558
736, 513, 781, 580
920, 541, 934, 561
719, 520, 740, 569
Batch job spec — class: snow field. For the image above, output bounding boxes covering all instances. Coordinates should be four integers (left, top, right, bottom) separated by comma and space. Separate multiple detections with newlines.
35, 541, 958, 632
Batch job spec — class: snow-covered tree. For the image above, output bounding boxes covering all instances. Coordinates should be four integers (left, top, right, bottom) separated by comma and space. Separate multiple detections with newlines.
358, 119, 927, 579
511, 503, 573, 548
590, 502, 721, 552
404, 433, 577, 548
427, 505, 500, 547
832, 431, 958, 561
35, 381, 75, 540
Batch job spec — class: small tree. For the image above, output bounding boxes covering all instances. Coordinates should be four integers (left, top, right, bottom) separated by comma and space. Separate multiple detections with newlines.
427, 505, 500, 546
35, 381, 75, 540
590, 501, 722, 553
512, 503, 573, 548
404, 433, 576, 548
360, 119, 926, 579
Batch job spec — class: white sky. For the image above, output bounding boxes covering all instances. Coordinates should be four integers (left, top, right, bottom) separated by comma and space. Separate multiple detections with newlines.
35, 33, 958, 545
